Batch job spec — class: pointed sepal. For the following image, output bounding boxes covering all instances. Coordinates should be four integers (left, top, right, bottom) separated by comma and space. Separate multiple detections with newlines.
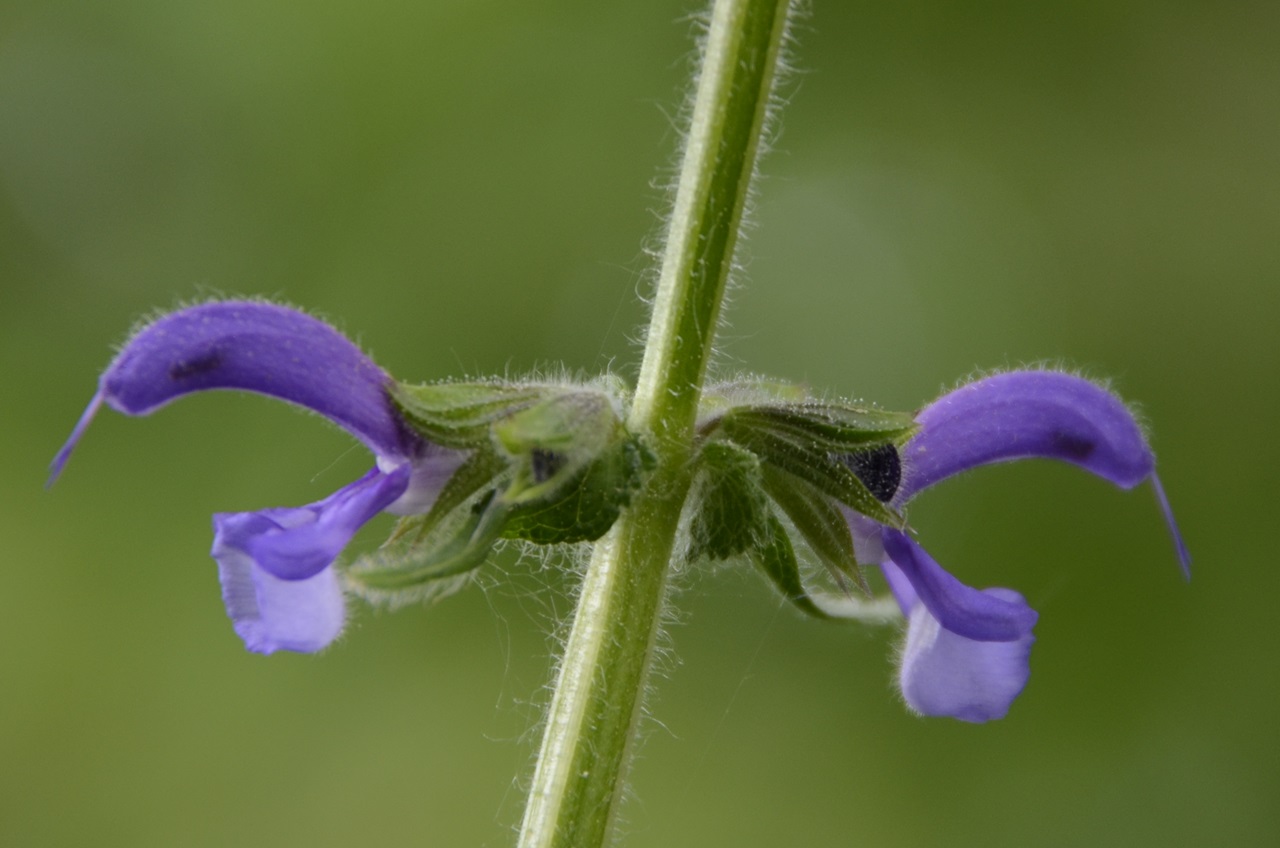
760, 465, 871, 596
392, 381, 553, 450
686, 441, 772, 563
712, 403, 913, 527
719, 402, 917, 453
747, 512, 837, 620
344, 449, 509, 602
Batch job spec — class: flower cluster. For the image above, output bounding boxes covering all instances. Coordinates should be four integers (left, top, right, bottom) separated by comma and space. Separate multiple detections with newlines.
50, 302, 465, 654
52, 301, 1187, 722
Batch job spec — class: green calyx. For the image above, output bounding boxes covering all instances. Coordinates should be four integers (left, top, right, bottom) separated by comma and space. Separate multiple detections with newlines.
493, 391, 655, 544
710, 401, 914, 528
347, 380, 653, 602
392, 380, 553, 449
685, 389, 918, 619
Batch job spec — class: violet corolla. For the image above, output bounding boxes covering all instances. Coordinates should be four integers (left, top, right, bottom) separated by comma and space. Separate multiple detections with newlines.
49, 301, 461, 655
847, 371, 1190, 722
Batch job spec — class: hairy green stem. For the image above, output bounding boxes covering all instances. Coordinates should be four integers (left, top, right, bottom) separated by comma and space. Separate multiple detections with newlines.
516, 1, 793, 846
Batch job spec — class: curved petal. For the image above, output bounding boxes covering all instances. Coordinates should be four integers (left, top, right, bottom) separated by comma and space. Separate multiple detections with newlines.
882, 529, 1038, 642
899, 371, 1189, 577
896, 582, 1035, 723
878, 551, 919, 614
50, 301, 421, 483
900, 371, 1154, 500
213, 465, 411, 582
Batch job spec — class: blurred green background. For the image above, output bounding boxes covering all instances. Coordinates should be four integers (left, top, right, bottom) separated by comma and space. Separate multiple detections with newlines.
3, 1, 1276, 845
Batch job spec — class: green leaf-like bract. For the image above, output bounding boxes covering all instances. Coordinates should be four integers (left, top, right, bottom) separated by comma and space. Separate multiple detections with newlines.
349, 492, 506, 595
499, 434, 653, 545
712, 402, 915, 527
683, 441, 867, 619
749, 512, 836, 620
687, 441, 771, 562
681, 396, 918, 618
721, 402, 917, 451
760, 464, 869, 597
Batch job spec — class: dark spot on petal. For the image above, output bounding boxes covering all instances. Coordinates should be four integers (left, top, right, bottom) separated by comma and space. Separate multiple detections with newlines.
1049, 430, 1096, 461
169, 349, 223, 381
531, 448, 567, 483
842, 443, 901, 502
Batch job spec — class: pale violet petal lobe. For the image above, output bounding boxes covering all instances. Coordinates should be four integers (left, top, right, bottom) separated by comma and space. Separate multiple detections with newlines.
215, 541, 347, 655
898, 585, 1035, 723
210, 465, 411, 654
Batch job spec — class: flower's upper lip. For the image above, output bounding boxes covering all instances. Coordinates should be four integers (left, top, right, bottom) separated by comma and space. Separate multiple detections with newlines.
895, 370, 1189, 578
49, 301, 423, 485
899, 371, 1157, 501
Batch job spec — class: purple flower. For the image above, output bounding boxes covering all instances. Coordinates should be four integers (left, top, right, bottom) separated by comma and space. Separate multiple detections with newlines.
50, 301, 460, 655
849, 371, 1189, 722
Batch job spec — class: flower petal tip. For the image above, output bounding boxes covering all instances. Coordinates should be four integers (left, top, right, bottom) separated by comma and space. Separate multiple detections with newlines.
47, 390, 106, 488
1150, 473, 1191, 580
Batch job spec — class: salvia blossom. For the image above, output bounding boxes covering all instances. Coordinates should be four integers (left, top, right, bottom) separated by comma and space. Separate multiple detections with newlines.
49, 301, 462, 655
51, 302, 1187, 724
845, 371, 1190, 722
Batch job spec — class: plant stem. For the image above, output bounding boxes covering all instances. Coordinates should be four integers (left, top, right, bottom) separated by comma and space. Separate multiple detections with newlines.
516, 1, 793, 846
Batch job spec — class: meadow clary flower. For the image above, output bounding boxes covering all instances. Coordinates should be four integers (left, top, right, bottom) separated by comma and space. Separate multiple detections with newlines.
50, 301, 461, 655
848, 371, 1189, 722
